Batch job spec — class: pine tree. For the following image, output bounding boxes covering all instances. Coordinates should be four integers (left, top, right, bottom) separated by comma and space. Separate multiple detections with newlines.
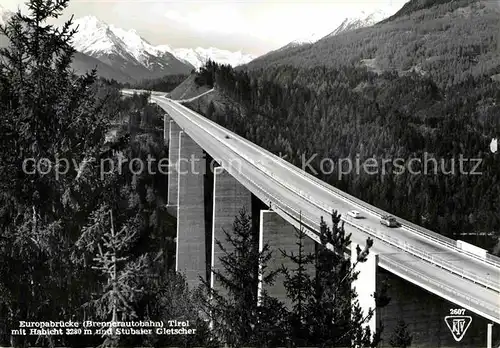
281, 210, 389, 347
206, 100, 216, 119
78, 208, 147, 347
389, 319, 413, 348
280, 214, 315, 346
0, 1, 114, 345
138, 270, 217, 347
202, 207, 287, 347
0, 0, 112, 219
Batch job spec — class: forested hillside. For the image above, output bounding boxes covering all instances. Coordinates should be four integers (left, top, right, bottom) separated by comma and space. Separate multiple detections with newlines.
188, 52, 500, 253
245, 0, 500, 89
132, 74, 189, 93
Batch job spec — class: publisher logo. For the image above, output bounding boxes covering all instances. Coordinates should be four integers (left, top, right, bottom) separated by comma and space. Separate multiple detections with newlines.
444, 316, 472, 342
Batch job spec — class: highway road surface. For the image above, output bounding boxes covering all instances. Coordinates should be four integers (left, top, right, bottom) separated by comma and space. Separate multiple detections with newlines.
123, 90, 500, 323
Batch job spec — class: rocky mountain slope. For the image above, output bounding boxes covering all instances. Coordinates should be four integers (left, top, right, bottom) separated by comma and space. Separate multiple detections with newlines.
255, 8, 393, 62
245, 0, 499, 88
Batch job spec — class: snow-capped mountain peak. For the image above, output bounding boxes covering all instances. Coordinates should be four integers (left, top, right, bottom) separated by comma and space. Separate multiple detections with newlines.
107, 24, 162, 64
276, 8, 393, 53
71, 15, 160, 62
75, 15, 107, 30
326, 8, 393, 37
363, 8, 390, 23
70, 16, 119, 55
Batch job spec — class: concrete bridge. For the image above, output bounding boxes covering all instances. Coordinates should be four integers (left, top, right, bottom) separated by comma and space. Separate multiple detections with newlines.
123, 90, 500, 347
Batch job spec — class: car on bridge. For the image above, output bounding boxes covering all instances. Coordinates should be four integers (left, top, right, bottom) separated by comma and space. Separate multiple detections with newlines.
348, 210, 361, 218
225, 135, 231, 139
380, 215, 398, 227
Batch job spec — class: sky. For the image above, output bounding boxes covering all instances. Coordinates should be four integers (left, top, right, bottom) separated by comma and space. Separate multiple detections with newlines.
1, 0, 407, 56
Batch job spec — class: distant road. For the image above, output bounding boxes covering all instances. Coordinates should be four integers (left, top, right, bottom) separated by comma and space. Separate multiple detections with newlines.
176, 88, 214, 102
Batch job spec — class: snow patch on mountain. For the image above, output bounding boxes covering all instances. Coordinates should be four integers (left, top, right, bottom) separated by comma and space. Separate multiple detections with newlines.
325, 8, 394, 38
169, 47, 255, 69
286, 32, 328, 47
70, 16, 117, 55
360, 58, 383, 75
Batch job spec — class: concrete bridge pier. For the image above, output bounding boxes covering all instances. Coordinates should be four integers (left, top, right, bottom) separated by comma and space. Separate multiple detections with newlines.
166, 120, 181, 216
176, 130, 207, 289
210, 167, 252, 294
351, 244, 379, 339
487, 323, 492, 348
258, 210, 315, 308
163, 113, 171, 145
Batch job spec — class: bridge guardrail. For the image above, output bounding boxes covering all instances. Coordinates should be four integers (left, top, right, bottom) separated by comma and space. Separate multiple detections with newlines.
255, 154, 500, 266
224, 158, 322, 244
155, 97, 500, 292
351, 221, 499, 292
486, 253, 500, 265
380, 256, 500, 319
259, 154, 500, 269
232, 160, 500, 320
256, 167, 500, 292
269, 161, 499, 291
176, 101, 500, 269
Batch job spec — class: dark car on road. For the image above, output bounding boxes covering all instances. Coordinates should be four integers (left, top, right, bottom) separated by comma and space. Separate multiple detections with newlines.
380, 215, 398, 227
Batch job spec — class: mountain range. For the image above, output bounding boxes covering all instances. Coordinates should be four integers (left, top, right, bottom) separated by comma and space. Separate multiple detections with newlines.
68, 16, 192, 82
0, 7, 255, 83
68, 16, 256, 83
0, 4, 402, 83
